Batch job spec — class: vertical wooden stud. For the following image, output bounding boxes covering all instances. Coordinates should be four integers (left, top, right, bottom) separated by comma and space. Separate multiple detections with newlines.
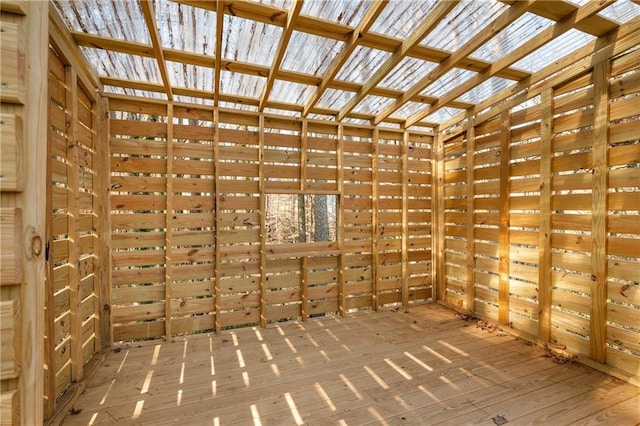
21, 3, 48, 423
301, 256, 308, 321
337, 125, 346, 316
44, 69, 57, 416
259, 114, 267, 328
401, 131, 409, 307
538, 88, 553, 342
432, 131, 445, 302
97, 97, 112, 350
371, 129, 379, 310
498, 110, 511, 326
213, 108, 221, 334
590, 60, 610, 363
300, 119, 307, 191
66, 66, 83, 382
465, 126, 476, 313
165, 103, 173, 341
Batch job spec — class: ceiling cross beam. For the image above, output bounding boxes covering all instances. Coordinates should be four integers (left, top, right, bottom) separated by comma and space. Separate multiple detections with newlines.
140, 0, 173, 100
405, 0, 616, 128
177, 0, 532, 82
337, 0, 459, 122
214, 0, 224, 106
373, 0, 537, 126
302, 0, 388, 117
259, 0, 304, 112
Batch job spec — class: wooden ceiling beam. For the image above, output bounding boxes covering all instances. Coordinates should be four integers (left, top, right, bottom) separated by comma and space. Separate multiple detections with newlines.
405, 0, 616, 128
302, 0, 388, 117
214, 0, 224, 106
100, 75, 441, 127
337, 0, 459, 122
441, 20, 640, 138
178, 0, 531, 81
72, 32, 475, 112
501, 0, 618, 37
140, 0, 173, 100
373, 0, 537, 125
259, 0, 304, 111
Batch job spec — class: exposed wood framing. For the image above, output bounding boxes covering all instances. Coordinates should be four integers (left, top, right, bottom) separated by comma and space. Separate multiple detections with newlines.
258, 114, 266, 327
590, 59, 610, 364
407, 0, 616, 128
401, 131, 409, 307
259, 0, 303, 112
338, 0, 459, 122
498, 110, 511, 326
374, 0, 536, 125
301, 256, 308, 320
441, 17, 640, 138
371, 129, 379, 310
537, 88, 552, 343
300, 119, 308, 190
213, 108, 221, 333
66, 66, 83, 381
214, 0, 224, 106
140, 0, 173, 100
303, 1, 388, 117
165, 103, 174, 341
432, 131, 445, 302
337, 125, 345, 316
465, 126, 476, 313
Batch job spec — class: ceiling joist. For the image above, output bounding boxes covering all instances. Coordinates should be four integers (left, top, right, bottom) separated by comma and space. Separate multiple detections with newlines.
259, 0, 304, 111
338, 0, 460, 122
405, 0, 617, 128
140, 0, 173, 100
373, 0, 538, 125
52, 0, 637, 130
303, 0, 388, 117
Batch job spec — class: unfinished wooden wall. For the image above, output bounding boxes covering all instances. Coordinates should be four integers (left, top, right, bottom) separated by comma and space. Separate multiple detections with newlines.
439, 47, 640, 382
0, 2, 48, 424
45, 43, 103, 418
107, 97, 433, 343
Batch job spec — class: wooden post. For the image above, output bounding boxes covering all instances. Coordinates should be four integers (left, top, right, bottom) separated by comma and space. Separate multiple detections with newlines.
498, 110, 511, 326
165, 103, 173, 341
301, 119, 308, 191
301, 256, 308, 321
213, 108, 221, 333
259, 114, 267, 328
371, 129, 379, 310
66, 66, 83, 381
538, 88, 553, 342
590, 60, 610, 363
401, 131, 409, 307
44, 59, 56, 417
22, 2, 47, 423
432, 131, 445, 302
465, 126, 476, 313
337, 125, 346, 316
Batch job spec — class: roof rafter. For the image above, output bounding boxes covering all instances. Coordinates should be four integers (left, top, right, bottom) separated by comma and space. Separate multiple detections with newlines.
405, 0, 616, 128
302, 0, 388, 117
259, 0, 304, 112
337, 0, 459, 122
373, 0, 537, 125
177, 0, 531, 82
441, 17, 640, 136
71, 32, 475, 116
501, 0, 619, 37
140, 0, 173, 100
214, 0, 224, 106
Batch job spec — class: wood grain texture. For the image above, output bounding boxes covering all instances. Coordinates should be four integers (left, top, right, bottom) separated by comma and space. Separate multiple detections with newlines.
61, 304, 640, 425
0, 113, 24, 191
0, 208, 22, 285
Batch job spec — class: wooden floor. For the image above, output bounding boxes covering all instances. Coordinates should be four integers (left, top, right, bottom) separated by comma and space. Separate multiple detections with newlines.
62, 304, 640, 425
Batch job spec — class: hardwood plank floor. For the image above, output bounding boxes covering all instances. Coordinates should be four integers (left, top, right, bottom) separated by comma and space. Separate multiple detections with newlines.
62, 304, 640, 425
